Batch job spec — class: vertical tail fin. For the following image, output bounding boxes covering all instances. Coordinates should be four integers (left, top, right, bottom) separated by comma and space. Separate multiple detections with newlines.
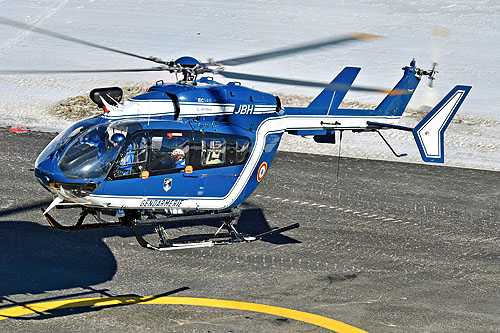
307, 67, 360, 114
374, 60, 421, 116
413, 85, 471, 163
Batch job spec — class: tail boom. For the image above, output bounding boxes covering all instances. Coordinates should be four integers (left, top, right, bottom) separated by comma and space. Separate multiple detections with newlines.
282, 61, 471, 164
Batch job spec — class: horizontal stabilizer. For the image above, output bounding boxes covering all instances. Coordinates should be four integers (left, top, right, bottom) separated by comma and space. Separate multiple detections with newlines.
413, 85, 471, 163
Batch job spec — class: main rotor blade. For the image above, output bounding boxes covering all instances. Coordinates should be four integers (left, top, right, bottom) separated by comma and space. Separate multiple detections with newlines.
214, 33, 381, 66
0, 67, 170, 74
0, 16, 169, 65
218, 70, 406, 95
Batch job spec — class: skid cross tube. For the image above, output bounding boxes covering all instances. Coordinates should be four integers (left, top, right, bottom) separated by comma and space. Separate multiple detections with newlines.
43, 208, 239, 231
43, 209, 124, 231
131, 211, 240, 226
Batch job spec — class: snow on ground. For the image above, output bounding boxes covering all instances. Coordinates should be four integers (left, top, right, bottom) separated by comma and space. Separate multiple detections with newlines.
0, 0, 499, 170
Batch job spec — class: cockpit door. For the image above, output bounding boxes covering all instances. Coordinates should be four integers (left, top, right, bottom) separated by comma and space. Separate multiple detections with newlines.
101, 131, 150, 196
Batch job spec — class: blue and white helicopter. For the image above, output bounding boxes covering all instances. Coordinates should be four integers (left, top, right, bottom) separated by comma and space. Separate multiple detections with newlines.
1, 17, 471, 250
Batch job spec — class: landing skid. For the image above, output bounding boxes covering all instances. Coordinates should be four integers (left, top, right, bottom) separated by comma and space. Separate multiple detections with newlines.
42, 208, 299, 250
130, 218, 300, 251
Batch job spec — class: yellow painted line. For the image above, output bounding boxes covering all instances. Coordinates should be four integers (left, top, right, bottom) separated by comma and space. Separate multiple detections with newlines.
0, 296, 368, 332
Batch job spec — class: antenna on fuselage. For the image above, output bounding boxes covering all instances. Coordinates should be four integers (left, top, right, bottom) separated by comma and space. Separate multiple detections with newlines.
336, 130, 343, 181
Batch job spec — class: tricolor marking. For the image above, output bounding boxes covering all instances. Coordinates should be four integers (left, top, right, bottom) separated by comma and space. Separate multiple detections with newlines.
257, 162, 268, 182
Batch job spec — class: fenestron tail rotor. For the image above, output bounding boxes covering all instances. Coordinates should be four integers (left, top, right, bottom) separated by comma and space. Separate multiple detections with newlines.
0, 16, 397, 94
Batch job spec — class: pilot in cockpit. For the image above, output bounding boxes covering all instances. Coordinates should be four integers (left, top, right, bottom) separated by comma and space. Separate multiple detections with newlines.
111, 133, 125, 147
171, 148, 186, 169
81, 129, 106, 157
111, 133, 134, 175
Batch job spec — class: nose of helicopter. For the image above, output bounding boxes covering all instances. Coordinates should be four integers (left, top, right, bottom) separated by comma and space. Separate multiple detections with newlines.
35, 156, 73, 198
35, 153, 79, 195
35, 158, 101, 198
35, 154, 60, 188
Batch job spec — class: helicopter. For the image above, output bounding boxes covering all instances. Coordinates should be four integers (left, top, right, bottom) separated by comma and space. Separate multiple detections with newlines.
0, 17, 471, 250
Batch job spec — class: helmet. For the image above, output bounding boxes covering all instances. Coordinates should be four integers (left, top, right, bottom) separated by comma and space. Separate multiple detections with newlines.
172, 148, 185, 158
111, 133, 125, 144
84, 134, 100, 145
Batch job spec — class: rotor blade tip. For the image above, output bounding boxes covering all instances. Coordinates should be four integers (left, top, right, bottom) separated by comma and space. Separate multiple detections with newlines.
388, 88, 411, 96
351, 33, 383, 40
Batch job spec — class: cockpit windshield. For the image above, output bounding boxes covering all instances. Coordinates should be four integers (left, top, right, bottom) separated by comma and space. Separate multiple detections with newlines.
58, 120, 142, 180
35, 116, 98, 168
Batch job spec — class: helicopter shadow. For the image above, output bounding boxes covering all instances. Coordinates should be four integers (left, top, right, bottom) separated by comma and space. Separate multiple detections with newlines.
0, 202, 298, 306
0, 202, 190, 320
0, 197, 135, 304
235, 206, 301, 244
1, 287, 190, 321
0, 218, 126, 299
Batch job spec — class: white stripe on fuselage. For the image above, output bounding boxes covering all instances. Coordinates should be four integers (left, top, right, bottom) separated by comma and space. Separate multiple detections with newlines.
80, 114, 400, 210
104, 100, 278, 119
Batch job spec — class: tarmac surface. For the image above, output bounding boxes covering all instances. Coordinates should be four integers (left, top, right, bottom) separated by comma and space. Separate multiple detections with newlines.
0, 129, 499, 332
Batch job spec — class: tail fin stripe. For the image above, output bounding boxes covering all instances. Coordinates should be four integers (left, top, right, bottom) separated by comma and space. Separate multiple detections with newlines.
326, 91, 336, 115
307, 67, 360, 114
413, 85, 471, 163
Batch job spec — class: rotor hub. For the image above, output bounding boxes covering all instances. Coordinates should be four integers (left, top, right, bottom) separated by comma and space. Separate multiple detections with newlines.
174, 56, 201, 68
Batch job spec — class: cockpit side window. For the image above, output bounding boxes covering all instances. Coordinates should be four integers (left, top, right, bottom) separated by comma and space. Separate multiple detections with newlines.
111, 132, 149, 178
149, 131, 190, 174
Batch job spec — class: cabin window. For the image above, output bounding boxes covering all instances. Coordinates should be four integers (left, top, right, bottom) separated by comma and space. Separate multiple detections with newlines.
192, 133, 251, 169
235, 138, 251, 163
109, 130, 252, 177
149, 131, 190, 174
201, 137, 226, 167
